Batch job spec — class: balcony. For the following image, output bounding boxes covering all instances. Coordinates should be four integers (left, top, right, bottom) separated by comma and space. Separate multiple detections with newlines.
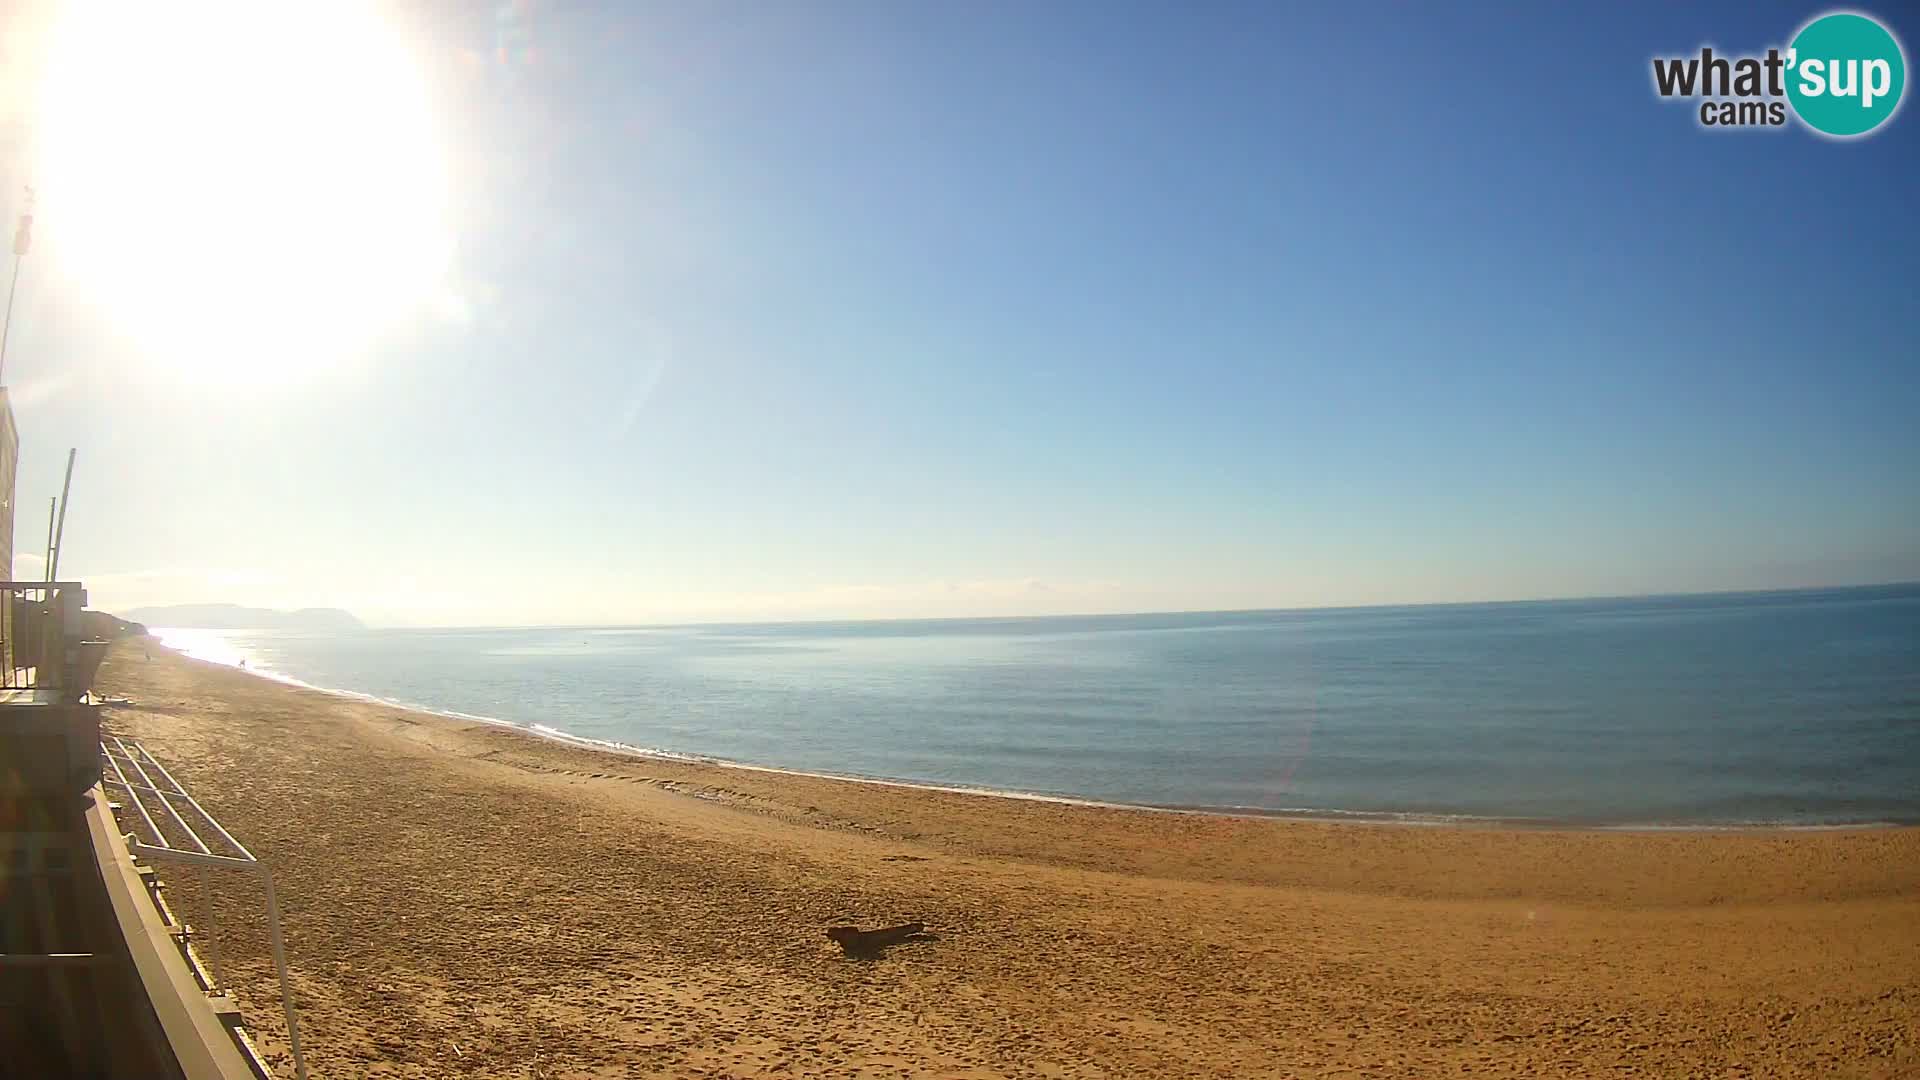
2, 581, 108, 698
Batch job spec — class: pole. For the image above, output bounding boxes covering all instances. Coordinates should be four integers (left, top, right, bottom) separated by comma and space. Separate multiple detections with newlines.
1, 188, 33, 387
43, 498, 55, 582
48, 449, 74, 581
260, 867, 309, 1080
0, 254, 21, 385
125, 842, 309, 1080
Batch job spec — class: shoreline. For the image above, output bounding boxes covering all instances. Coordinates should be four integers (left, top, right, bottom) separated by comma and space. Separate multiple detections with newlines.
92, 642, 1920, 1078
148, 635, 1913, 835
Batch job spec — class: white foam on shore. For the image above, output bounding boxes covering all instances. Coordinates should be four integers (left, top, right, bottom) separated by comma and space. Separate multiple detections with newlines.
143, 631, 1908, 833
151, 628, 527, 731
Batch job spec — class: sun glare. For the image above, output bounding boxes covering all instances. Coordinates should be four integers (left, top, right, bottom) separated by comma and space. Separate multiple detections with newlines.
36, 2, 451, 386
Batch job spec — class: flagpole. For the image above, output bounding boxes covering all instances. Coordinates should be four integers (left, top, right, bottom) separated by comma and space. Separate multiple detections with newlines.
43, 498, 56, 583
0, 243, 21, 387
0, 187, 33, 387
48, 448, 74, 582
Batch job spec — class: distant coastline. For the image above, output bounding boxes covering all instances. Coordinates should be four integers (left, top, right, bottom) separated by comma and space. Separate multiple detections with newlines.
124, 603, 366, 632
117, 579, 1917, 636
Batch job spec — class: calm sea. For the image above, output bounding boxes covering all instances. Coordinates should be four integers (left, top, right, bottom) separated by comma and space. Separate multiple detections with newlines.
150, 585, 1920, 827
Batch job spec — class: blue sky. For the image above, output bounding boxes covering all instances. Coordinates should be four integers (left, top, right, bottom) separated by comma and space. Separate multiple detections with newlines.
0, 0, 1914, 625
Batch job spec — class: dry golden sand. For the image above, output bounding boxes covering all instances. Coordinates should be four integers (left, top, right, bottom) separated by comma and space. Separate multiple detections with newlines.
95, 644, 1918, 1079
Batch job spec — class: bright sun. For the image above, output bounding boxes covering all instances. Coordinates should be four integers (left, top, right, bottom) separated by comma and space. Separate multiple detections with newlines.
36, 1, 451, 385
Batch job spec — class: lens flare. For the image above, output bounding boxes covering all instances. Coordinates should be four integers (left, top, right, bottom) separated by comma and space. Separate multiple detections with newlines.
36, 2, 452, 386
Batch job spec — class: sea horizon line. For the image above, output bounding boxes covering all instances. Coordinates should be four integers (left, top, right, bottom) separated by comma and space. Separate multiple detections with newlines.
128, 577, 1920, 634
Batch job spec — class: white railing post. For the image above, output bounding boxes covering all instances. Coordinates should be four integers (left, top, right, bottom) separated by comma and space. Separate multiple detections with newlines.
258, 866, 308, 1080
106, 736, 310, 1080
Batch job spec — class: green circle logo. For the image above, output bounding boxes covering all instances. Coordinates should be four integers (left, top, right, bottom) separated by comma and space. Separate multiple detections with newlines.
1787, 12, 1907, 137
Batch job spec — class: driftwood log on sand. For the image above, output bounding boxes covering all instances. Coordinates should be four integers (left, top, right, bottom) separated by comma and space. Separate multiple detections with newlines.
825, 922, 926, 957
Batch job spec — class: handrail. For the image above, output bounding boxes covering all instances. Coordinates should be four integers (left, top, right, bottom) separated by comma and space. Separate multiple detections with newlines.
100, 736, 308, 1080
136, 741, 258, 861
84, 787, 261, 1080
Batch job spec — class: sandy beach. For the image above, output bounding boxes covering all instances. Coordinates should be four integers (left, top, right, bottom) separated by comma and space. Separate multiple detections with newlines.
94, 642, 1920, 1079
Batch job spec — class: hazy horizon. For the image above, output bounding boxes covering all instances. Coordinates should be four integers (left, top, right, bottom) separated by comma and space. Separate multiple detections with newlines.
114, 578, 1920, 632
2, 1, 1915, 626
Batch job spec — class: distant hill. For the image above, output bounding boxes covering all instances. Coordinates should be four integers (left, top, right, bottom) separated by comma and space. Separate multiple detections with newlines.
123, 604, 367, 632
83, 611, 150, 638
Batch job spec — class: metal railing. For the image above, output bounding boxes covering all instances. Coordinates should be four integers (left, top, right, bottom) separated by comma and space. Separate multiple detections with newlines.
100, 734, 308, 1080
0, 581, 101, 693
